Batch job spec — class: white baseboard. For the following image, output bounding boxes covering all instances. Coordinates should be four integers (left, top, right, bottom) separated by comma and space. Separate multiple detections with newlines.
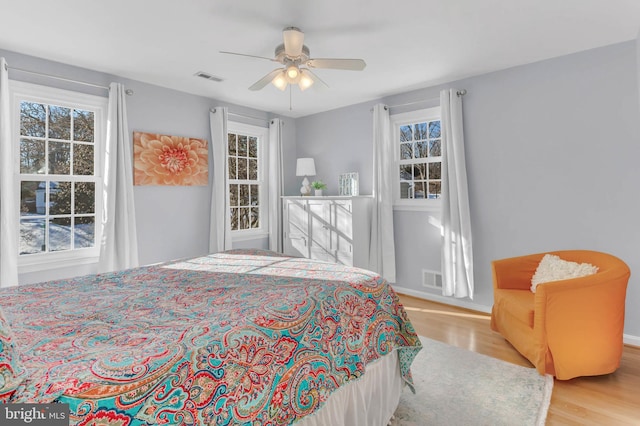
623, 334, 640, 348
393, 285, 640, 347
392, 285, 491, 314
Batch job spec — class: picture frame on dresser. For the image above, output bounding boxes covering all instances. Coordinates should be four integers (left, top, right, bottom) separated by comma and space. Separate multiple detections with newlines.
338, 172, 359, 196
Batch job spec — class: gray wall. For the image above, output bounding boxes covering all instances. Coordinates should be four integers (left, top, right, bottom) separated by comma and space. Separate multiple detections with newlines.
462, 41, 639, 324
294, 102, 375, 196
1, 48, 291, 284
295, 41, 640, 340
4, 40, 640, 341
125, 81, 216, 266
294, 95, 446, 297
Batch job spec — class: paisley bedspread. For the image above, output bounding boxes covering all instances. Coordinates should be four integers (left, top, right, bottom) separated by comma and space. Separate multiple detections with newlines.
1, 249, 421, 425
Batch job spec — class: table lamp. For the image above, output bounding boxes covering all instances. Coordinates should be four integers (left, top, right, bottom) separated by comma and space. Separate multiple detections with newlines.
296, 158, 316, 196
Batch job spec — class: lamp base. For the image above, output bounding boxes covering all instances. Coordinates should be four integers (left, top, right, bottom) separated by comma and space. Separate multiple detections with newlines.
300, 176, 311, 196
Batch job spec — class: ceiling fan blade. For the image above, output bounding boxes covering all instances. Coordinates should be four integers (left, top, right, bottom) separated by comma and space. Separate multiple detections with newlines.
249, 68, 284, 91
283, 27, 304, 57
219, 51, 276, 62
302, 69, 329, 90
306, 58, 366, 71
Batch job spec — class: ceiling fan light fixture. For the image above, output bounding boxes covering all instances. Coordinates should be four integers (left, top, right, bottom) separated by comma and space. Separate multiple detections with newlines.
298, 70, 314, 91
271, 71, 288, 91
285, 64, 301, 83
229, 26, 365, 93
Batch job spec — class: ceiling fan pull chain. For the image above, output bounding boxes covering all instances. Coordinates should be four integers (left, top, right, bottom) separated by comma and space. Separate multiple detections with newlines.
289, 85, 293, 111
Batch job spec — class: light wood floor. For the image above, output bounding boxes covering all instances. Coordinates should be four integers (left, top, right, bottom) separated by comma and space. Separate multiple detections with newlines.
397, 294, 640, 426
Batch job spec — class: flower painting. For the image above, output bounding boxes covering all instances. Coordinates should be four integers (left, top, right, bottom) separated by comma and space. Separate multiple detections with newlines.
133, 131, 208, 186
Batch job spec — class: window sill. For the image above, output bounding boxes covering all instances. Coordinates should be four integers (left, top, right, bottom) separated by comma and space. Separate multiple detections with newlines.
393, 203, 442, 213
19, 250, 99, 274
231, 231, 269, 242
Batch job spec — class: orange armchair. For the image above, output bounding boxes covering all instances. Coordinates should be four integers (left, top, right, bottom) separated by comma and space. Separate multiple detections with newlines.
490, 250, 630, 380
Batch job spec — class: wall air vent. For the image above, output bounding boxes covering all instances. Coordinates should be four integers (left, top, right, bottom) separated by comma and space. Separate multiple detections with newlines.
194, 71, 224, 82
422, 269, 443, 289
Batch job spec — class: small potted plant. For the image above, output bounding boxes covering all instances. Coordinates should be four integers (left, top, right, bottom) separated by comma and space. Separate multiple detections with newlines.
311, 180, 327, 196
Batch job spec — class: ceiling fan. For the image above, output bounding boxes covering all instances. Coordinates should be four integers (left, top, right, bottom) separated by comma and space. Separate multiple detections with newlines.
220, 27, 366, 92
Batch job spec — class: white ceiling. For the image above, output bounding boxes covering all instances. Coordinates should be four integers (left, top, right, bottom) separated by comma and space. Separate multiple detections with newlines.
1, 0, 639, 118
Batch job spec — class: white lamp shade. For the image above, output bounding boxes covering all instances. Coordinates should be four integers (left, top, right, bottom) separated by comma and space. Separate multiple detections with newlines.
298, 70, 314, 91
296, 158, 316, 176
271, 71, 288, 91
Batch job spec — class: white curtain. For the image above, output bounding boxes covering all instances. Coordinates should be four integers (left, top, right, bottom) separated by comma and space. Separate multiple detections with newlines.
440, 89, 474, 298
268, 118, 284, 253
98, 82, 139, 273
0, 58, 18, 287
369, 104, 396, 282
209, 107, 232, 253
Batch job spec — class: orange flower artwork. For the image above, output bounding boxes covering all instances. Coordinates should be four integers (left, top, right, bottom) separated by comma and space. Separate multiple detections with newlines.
133, 131, 208, 186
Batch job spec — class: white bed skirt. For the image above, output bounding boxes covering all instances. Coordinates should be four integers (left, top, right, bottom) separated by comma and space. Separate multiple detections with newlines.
297, 350, 403, 426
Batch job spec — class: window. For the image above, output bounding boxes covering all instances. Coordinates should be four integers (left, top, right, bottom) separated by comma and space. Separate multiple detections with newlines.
227, 122, 268, 238
392, 107, 442, 209
12, 82, 106, 270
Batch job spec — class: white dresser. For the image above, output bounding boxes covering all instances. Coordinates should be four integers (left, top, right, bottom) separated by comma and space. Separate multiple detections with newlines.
282, 196, 372, 269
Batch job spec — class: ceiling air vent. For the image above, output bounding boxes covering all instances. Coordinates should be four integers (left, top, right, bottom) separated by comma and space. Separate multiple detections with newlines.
194, 71, 224, 82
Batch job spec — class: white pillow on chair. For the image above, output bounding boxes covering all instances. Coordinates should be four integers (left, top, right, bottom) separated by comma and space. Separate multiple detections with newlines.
530, 254, 598, 293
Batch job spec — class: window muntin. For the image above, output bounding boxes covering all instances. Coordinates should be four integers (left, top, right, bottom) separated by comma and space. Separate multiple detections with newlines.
12, 81, 105, 266
393, 107, 442, 207
227, 123, 268, 235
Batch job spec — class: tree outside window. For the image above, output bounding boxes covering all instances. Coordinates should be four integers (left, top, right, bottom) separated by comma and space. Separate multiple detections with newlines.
227, 126, 266, 233
18, 100, 97, 255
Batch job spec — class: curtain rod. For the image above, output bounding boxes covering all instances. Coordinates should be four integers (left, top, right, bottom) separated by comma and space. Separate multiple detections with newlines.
210, 108, 270, 124
8, 66, 111, 91
384, 89, 467, 111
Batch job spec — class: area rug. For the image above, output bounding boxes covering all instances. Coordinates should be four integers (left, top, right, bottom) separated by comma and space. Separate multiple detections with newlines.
391, 336, 553, 426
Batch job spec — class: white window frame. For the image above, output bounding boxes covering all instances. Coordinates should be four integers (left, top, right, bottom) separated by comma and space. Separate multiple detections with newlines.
11, 81, 107, 273
391, 107, 442, 212
227, 121, 269, 241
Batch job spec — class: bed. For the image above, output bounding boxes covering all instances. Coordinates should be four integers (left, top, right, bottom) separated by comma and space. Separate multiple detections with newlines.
0, 249, 421, 425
